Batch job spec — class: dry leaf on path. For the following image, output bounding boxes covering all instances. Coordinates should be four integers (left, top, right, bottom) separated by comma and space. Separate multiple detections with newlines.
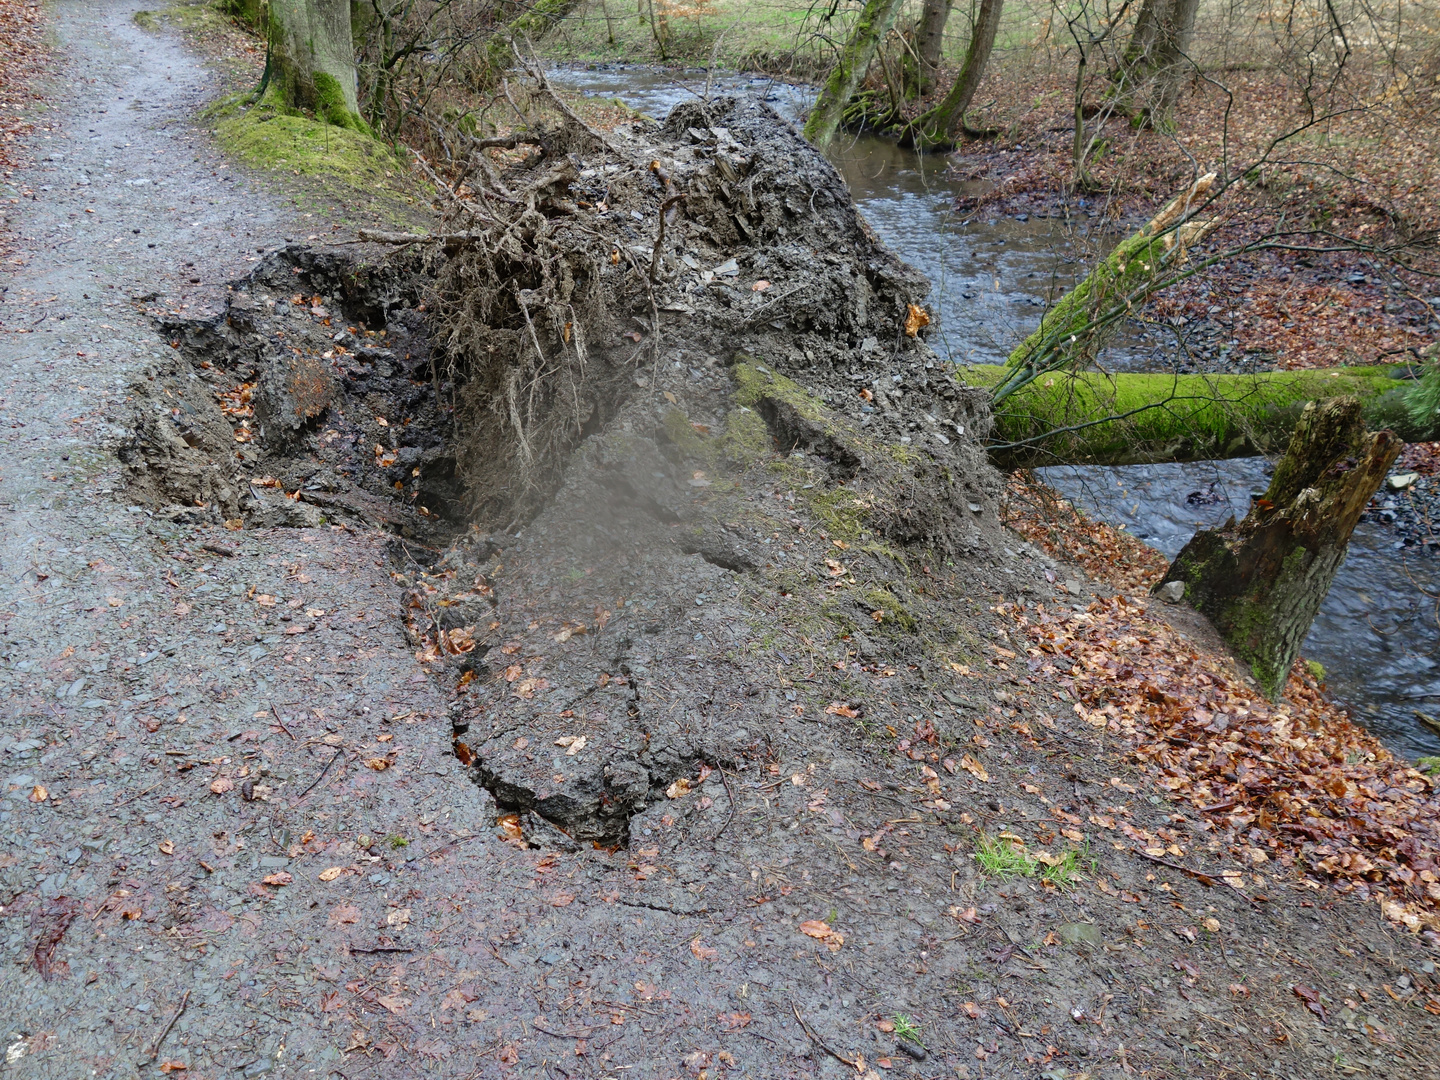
690, 939, 718, 960
959, 754, 990, 782
318, 867, 343, 882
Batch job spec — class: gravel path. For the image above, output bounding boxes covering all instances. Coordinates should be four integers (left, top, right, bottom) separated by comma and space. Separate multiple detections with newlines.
3, 6, 1439, 1078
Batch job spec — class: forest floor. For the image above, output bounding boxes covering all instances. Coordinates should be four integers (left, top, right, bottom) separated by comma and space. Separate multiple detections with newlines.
1, 3, 1439, 1080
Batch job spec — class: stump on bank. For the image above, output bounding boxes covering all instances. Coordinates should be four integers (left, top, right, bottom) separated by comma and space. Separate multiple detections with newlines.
1156, 398, 1401, 700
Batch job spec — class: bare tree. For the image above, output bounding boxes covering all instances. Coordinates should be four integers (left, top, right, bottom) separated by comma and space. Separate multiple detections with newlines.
804, 0, 909, 147
904, 0, 1004, 148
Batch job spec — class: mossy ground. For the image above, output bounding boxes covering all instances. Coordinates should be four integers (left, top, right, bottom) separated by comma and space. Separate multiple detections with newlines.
204, 91, 428, 227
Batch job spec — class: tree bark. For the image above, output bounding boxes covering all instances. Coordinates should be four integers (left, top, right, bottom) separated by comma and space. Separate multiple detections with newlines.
905, 0, 1004, 149
1155, 398, 1401, 700
267, 0, 368, 131
803, 0, 908, 149
904, 0, 952, 96
1116, 0, 1201, 121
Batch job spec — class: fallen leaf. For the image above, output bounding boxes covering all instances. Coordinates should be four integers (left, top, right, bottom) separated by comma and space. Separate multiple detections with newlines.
904, 303, 931, 337
262, 871, 293, 887
958, 754, 990, 782
158, 1063, 187, 1073
550, 892, 575, 907
825, 702, 859, 718
30, 784, 48, 802
799, 919, 845, 951
1293, 984, 1327, 1021
376, 995, 410, 1015
386, 908, 411, 927
666, 777, 691, 799
328, 903, 361, 926
961, 1001, 983, 1019
318, 867, 343, 882
366, 758, 390, 771
209, 777, 233, 795
690, 938, 719, 961
158, 840, 174, 856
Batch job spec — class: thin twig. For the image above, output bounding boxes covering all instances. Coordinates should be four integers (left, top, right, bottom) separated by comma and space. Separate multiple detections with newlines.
790, 1003, 861, 1069
270, 704, 295, 742
714, 767, 737, 841
295, 748, 345, 802
140, 989, 190, 1064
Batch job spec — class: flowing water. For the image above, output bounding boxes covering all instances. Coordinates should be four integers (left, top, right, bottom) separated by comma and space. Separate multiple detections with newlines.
551, 64, 1440, 760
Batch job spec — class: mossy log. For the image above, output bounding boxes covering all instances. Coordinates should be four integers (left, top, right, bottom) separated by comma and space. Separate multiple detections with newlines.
991, 175, 1217, 406
959, 364, 1428, 469
1154, 398, 1401, 699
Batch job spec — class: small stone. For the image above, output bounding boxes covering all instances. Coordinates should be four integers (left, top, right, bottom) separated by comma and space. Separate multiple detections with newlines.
1058, 922, 1101, 946
1388, 472, 1419, 490
1157, 581, 1185, 603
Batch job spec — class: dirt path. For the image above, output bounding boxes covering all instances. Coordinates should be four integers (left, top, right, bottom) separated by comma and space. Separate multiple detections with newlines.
2, 5, 1439, 1079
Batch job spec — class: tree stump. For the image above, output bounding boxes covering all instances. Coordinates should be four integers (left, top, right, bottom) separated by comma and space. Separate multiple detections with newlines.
1155, 398, 1400, 700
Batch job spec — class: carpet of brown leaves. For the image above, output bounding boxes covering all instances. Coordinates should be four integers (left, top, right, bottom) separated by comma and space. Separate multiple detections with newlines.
1002, 468, 1440, 935
920, 54, 1440, 370
1001, 594, 1440, 936
1001, 470, 1170, 595
0, 0, 46, 175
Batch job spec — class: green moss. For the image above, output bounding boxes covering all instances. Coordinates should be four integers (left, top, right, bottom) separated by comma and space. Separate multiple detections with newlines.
1305, 659, 1326, 683
134, 0, 234, 34
963, 363, 1406, 466
720, 407, 772, 465
1418, 757, 1440, 778
662, 408, 714, 461
133, 10, 159, 29
861, 588, 917, 632
808, 487, 868, 542
732, 360, 829, 423
311, 71, 373, 135
207, 91, 416, 209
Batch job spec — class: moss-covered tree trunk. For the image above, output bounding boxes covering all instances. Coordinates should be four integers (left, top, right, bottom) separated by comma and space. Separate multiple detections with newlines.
1155, 398, 1400, 699
804, 0, 908, 149
990, 172, 1217, 404
267, 0, 369, 131
972, 364, 1426, 469
905, 0, 1003, 148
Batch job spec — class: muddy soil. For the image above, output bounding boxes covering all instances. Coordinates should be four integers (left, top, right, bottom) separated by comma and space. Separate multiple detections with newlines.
1, 4, 1438, 1079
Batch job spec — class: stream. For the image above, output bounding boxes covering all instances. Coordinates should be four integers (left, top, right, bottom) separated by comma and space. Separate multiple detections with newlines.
551, 64, 1440, 761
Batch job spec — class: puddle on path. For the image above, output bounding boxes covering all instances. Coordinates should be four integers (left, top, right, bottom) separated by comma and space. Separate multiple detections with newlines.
553, 64, 1440, 760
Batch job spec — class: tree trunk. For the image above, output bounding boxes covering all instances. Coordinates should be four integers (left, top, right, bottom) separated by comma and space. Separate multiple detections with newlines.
1116, 0, 1200, 121
992, 173, 1217, 404
1156, 399, 1400, 700
267, 0, 369, 131
903, 0, 952, 96
970, 363, 1426, 469
905, 0, 1004, 149
803, 0, 908, 149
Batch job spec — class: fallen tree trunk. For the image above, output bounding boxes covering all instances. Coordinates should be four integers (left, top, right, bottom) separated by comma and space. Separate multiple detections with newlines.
1153, 398, 1401, 700
990, 173, 1218, 405
960, 364, 1425, 469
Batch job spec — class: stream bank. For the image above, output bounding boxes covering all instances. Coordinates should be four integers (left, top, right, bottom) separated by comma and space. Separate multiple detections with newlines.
551, 63, 1440, 761
3, 13, 1439, 1078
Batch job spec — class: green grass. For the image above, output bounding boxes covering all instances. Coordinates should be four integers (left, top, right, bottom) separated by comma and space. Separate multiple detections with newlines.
891, 1013, 923, 1045
537, 0, 1049, 74
1038, 843, 1091, 889
387, 834, 409, 849
973, 832, 1037, 881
